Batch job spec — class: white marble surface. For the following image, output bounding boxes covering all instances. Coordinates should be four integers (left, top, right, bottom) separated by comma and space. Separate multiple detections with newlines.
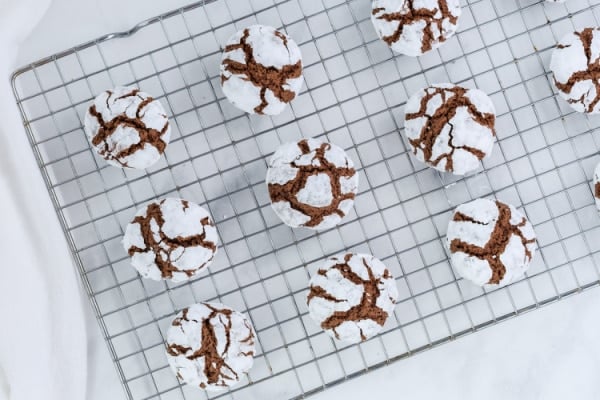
10, 0, 600, 399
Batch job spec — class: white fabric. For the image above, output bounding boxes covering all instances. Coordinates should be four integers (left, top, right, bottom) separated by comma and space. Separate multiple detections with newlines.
0, 1, 88, 400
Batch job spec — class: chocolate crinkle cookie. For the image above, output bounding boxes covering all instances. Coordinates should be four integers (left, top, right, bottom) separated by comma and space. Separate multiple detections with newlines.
594, 162, 600, 211
266, 138, 359, 230
446, 199, 537, 288
371, 0, 461, 56
166, 303, 255, 391
550, 27, 600, 114
123, 198, 218, 282
220, 24, 303, 115
307, 253, 398, 344
404, 84, 496, 175
84, 86, 170, 169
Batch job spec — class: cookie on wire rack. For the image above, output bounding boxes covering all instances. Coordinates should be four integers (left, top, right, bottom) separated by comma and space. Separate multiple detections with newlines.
220, 24, 303, 115
446, 198, 537, 288
123, 198, 218, 282
307, 253, 398, 344
166, 303, 256, 391
594, 162, 600, 211
84, 86, 171, 169
371, 0, 462, 57
550, 27, 600, 114
266, 138, 359, 230
403, 83, 496, 175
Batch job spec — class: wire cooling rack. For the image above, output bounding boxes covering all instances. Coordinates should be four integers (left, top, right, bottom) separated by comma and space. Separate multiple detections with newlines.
11, 0, 600, 398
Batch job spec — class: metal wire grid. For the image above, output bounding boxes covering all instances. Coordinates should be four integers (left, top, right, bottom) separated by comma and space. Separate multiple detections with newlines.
10, 0, 600, 398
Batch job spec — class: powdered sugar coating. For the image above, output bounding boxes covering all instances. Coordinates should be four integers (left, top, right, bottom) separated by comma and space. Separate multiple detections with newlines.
123, 198, 218, 282
166, 303, 255, 391
550, 28, 600, 114
371, 0, 461, 56
266, 138, 359, 230
307, 253, 398, 344
594, 163, 600, 211
84, 86, 171, 169
404, 84, 496, 175
221, 25, 303, 115
446, 199, 537, 288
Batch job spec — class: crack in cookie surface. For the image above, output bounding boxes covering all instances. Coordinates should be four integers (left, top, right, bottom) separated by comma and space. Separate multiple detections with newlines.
307, 254, 394, 341
127, 199, 216, 279
88, 90, 169, 168
405, 85, 495, 172
167, 304, 255, 389
373, 0, 459, 54
268, 139, 357, 228
449, 201, 535, 285
221, 28, 302, 114
553, 28, 600, 113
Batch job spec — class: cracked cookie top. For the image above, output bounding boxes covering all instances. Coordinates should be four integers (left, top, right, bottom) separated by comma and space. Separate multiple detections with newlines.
266, 138, 359, 230
123, 198, 218, 282
594, 163, 600, 211
307, 253, 398, 344
371, 0, 461, 56
84, 86, 171, 169
550, 27, 600, 114
220, 25, 303, 115
404, 83, 496, 175
166, 303, 255, 391
446, 198, 537, 288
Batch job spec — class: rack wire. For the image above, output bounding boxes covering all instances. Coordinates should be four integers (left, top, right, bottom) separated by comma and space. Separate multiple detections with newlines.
11, 0, 600, 398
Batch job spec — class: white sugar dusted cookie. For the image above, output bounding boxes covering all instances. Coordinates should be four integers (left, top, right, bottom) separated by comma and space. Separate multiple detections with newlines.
404, 84, 496, 175
594, 163, 600, 211
123, 198, 218, 282
550, 28, 600, 114
84, 86, 170, 169
307, 253, 398, 344
166, 303, 255, 391
446, 199, 537, 288
266, 138, 359, 230
220, 25, 303, 115
371, 0, 461, 56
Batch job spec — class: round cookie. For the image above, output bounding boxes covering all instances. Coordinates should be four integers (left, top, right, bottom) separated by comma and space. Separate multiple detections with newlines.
220, 25, 303, 115
404, 84, 496, 175
123, 198, 218, 282
594, 162, 600, 211
266, 138, 359, 230
84, 86, 170, 169
446, 199, 537, 288
307, 253, 398, 343
371, 0, 461, 57
166, 303, 255, 391
550, 27, 600, 114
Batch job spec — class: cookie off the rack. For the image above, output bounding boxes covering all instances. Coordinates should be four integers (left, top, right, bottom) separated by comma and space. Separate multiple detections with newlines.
123, 198, 218, 282
404, 84, 496, 175
220, 25, 303, 115
307, 253, 398, 344
446, 199, 537, 288
550, 27, 600, 114
371, 0, 461, 57
166, 303, 255, 391
266, 138, 359, 230
84, 86, 171, 169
